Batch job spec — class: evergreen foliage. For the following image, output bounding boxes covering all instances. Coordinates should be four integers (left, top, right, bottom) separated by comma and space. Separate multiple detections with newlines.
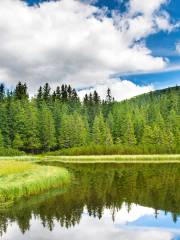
0, 82, 179, 154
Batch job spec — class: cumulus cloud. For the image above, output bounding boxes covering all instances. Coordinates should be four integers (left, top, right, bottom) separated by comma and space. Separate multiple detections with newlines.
78, 79, 154, 101
129, 0, 168, 16
3, 204, 176, 240
0, 0, 177, 99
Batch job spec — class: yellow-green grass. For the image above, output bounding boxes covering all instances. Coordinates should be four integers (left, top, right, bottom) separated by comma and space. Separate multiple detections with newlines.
0, 161, 70, 206
1, 155, 180, 164
0, 160, 34, 176
41, 154, 180, 163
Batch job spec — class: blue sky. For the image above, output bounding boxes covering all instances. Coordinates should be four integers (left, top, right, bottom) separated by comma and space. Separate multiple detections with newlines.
24, 0, 180, 90
0, 0, 179, 99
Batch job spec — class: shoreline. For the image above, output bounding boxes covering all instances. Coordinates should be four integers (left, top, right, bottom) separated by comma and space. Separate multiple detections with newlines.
1, 154, 180, 163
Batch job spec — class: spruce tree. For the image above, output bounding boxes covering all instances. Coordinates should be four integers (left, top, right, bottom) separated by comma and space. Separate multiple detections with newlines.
14, 82, 29, 100
92, 113, 112, 145
38, 103, 56, 151
0, 83, 5, 102
106, 88, 112, 103
122, 114, 137, 145
43, 83, 51, 102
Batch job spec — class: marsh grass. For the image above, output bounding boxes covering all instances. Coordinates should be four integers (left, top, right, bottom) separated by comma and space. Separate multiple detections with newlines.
46, 145, 180, 156
0, 147, 25, 156
0, 161, 70, 206
43, 154, 180, 163
0, 161, 34, 176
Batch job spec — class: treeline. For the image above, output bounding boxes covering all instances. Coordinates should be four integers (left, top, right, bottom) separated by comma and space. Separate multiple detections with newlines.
0, 82, 179, 154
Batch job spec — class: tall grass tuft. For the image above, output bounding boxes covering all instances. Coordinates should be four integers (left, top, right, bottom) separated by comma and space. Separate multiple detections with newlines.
0, 161, 70, 206
46, 144, 180, 156
0, 147, 25, 156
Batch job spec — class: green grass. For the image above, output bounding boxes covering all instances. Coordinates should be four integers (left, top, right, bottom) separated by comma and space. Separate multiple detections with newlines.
1, 154, 180, 164
0, 147, 25, 156
42, 154, 180, 163
0, 160, 70, 206
0, 160, 34, 176
46, 145, 180, 156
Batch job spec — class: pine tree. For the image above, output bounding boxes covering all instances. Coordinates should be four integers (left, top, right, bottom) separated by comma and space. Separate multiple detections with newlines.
106, 88, 112, 103
67, 85, 72, 100
59, 113, 88, 148
0, 83, 5, 102
43, 83, 51, 102
56, 86, 61, 100
122, 114, 137, 145
0, 103, 11, 147
61, 84, 68, 102
37, 86, 43, 101
142, 126, 153, 145
24, 102, 41, 151
93, 91, 100, 105
38, 104, 56, 151
92, 113, 112, 145
83, 94, 89, 106
14, 82, 29, 100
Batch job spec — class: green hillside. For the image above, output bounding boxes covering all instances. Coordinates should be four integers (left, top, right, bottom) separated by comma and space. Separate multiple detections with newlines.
0, 83, 179, 155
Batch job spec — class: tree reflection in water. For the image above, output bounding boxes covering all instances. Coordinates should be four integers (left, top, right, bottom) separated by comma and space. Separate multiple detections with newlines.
0, 163, 180, 236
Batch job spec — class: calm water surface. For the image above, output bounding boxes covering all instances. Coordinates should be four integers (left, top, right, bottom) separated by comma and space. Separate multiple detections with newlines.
1, 163, 180, 240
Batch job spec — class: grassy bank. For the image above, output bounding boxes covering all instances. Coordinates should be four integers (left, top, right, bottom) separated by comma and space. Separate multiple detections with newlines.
0, 160, 70, 206
46, 145, 180, 156
1, 154, 180, 164
42, 154, 180, 163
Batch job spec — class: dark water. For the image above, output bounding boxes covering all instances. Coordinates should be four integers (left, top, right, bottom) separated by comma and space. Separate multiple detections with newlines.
1, 163, 180, 240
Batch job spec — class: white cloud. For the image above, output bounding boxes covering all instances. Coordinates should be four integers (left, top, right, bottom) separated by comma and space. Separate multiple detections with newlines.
176, 42, 180, 54
0, 0, 177, 99
129, 0, 168, 16
3, 204, 177, 240
78, 79, 154, 101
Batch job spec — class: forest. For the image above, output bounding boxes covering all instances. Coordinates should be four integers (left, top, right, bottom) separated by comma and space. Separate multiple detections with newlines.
0, 82, 179, 155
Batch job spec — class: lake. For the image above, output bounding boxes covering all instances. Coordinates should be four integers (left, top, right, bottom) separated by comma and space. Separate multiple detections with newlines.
0, 163, 180, 240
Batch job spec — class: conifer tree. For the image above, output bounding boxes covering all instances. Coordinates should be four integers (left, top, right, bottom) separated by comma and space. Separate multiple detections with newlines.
93, 91, 100, 105
14, 82, 29, 100
0, 83, 5, 102
38, 104, 56, 151
56, 86, 61, 100
37, 86, 43, 101
59, 113, 88, 148
92, 113, 112, 145
122, 114, 137, 145
43, 83, 51, 102
106, 88, 112, 103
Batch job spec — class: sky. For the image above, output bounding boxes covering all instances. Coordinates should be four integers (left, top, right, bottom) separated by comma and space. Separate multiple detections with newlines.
0, 0, 179, 100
